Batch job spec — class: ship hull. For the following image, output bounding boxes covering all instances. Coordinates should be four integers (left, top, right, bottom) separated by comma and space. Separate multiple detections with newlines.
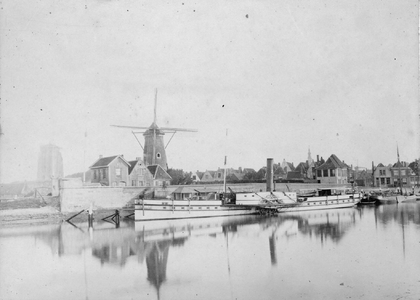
134, 194, 360, 221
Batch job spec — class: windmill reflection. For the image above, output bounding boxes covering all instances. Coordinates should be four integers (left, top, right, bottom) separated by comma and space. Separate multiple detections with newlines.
146, 240, 170, 299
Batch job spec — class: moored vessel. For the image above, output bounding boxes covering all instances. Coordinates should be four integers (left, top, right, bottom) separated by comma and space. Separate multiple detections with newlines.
134, 188, 361, 221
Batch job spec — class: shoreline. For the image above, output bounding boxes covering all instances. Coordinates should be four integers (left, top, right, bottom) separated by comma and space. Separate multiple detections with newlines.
0, 206, 64, 227
0, 206, 135, 227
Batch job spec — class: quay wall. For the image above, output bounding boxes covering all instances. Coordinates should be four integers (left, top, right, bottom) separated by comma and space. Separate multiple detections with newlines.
60, 182, 352, 213
60, 187, 139, 213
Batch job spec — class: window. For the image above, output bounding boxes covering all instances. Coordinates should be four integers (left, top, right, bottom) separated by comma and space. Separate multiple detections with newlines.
132, 180, 136, 186
139, 181, 144, 186
103, 169, 107, 179
317, 170, 322, 177
323, 169, 328, 177
394, 170, 399, 176
338, 169, 342, 176
94, 170, 97, 179
401, 170, 406, 176
380, 178, 385, 185
156, 152, 161, 158
116, 168, 121, 176
330, 169, 335, 177
386, 178, 390, 184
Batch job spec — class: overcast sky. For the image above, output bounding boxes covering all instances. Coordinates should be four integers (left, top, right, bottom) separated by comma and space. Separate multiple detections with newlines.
1, 0, 419, 183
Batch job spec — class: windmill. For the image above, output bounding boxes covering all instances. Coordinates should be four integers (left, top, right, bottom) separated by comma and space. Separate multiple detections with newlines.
111, 89, 197, 171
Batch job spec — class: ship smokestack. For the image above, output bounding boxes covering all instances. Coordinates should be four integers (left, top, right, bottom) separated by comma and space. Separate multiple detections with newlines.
266, 158, 274, 192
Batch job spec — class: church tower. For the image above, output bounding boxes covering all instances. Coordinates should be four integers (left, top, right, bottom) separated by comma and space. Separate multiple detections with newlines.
307, 148, 313, 166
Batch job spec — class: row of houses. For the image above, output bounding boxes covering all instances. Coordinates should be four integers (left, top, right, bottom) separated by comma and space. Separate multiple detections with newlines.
89, 155, 171, 187
193, 155, 419, 187
86, 152, 419, 188
373, 161, 419, 187
192, 152, 350, 185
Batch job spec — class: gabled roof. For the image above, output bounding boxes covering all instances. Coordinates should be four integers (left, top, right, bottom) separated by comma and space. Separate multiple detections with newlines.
274, 167, 285, 175
147, 165, 172, 180
192, 171, 204, 180
172, 186, 199, 194
377, 163, 385, 168
316, 154, 347, 170
284, 162, 295, 171
392, 161, 405, 168
128, 159, 145, 175
90, 155, 131, 169
128, 161, 137, 174
408, 161, 419, 173
294, 162, 308, 173
230, 172, 245, 180
204, 170, 217, 176
243, 168, 256, 173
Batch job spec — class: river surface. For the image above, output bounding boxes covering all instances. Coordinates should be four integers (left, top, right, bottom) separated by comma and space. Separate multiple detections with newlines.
1, 202, 420, 300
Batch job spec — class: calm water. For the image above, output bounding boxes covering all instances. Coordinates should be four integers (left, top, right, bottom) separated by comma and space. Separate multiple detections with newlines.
1, 203, 420, 300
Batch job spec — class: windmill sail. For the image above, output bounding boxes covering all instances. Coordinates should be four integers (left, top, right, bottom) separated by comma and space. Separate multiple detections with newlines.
111, 90, 197, 170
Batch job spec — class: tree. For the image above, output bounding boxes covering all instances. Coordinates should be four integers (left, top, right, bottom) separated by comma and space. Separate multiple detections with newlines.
167, 169, 193, 185
167, 169, 184, 185
255, 168, 266, 180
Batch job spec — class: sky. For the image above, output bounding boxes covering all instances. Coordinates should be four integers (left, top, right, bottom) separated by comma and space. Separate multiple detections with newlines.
1, 0, 419, 183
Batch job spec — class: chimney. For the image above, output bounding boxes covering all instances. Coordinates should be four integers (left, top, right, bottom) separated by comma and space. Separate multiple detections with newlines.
317, 155, 319, 163
266, 158, 274, 192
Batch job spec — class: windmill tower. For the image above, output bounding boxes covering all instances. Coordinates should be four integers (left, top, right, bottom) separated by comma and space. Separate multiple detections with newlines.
112, 90, 197, 171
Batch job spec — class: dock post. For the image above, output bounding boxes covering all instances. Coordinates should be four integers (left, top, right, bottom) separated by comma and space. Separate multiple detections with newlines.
88, 212, 93, 227
87, 203, 94, 227
111, 210, 120, 224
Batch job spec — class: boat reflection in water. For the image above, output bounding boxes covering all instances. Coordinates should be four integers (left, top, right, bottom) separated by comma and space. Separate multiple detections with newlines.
374, 201, 420, 226
278, 209, 357, 244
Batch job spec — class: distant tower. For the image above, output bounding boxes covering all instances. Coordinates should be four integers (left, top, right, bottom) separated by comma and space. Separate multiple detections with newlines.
307, 148, 314, 179
37, 144, 64, 181
307, 148, 313, 166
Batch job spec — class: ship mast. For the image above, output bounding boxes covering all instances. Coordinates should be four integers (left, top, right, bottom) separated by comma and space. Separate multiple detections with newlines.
397, 145, 402, 195
153, 89, 157, 165
223, 129, 229, 196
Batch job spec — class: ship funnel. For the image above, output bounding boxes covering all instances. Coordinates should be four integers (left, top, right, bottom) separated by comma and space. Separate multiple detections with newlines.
266, 158, 274, 192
